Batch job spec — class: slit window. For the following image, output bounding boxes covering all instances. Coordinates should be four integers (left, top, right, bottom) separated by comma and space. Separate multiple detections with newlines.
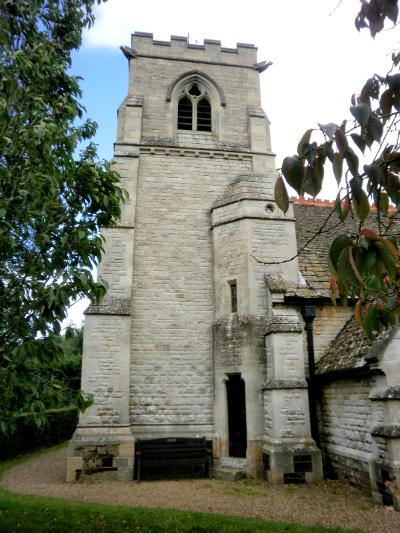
230, 281, 237, 313
177, 81, 212, 132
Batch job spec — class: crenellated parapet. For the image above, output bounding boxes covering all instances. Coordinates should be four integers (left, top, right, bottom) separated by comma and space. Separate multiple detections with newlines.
126, 32, 258, 68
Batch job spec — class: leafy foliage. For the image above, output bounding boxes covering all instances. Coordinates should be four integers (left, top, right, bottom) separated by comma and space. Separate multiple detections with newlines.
276, 1, 400, 337
0, 407, 78, 460
0, 1, 126, 432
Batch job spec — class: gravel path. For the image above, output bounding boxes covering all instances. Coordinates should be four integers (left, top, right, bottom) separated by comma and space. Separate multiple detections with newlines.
2, 446, 400, 532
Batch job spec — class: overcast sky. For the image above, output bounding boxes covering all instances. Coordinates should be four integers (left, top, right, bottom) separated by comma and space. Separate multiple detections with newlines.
66, 0, 399, 326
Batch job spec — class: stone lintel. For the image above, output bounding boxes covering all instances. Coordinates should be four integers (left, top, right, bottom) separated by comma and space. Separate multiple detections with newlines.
369, 385, 400, 400
85, 298, 131, 316
372, 424, 400, 438
265, 316, 302, 335
262, 379, 308, 391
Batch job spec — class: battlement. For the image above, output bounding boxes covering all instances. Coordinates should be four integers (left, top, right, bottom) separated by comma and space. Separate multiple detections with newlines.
130, 32, 258, 67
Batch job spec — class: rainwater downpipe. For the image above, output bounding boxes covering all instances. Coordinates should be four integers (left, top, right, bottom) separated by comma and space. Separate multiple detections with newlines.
301, 305, 320, 448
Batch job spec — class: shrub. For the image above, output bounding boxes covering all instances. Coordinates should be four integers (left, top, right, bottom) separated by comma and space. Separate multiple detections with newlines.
0, 408, 77, 460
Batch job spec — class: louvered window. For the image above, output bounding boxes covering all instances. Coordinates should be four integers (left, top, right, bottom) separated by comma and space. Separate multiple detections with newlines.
197, 98, 212, 132
177, 82, 212, 132
177, 96, 193, 130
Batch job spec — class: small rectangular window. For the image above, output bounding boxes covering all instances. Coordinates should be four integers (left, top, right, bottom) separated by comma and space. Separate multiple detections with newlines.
229, 281, 237, 313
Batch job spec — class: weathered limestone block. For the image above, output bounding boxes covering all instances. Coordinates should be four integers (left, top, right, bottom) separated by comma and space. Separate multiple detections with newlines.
263, 310, 322, 483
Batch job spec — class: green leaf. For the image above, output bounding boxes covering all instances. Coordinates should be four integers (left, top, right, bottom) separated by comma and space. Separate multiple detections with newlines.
335, 127, 348, 156
350, 177, 369, 222
384, 151, 400, 168
318, 123, 338, 140
345, 147, 359, 178
380, 89, 393, 117
367, 112, 383, 142
328, 234, 351, 274
350, 133, 366, 154
348, 245, 365, 287
323, 141, 334, 162
353, 190, 370, 222
302, 166, 321, 198
393, 90, 400, 111
297, 129, 313, 158
336, 246, 356, 286
364, 249, 377, 271
375, 241, 397, 278
385, 2, 399, 24
387, 73, 400, 92
350, 103, 371, 127
281, 156, 304, 195
332, 153, 343, 184
365, 274, 382, 291
386, 172, 400, 205
362, 305, 378, 340
274, 175, 289, 213
302, 142, 318, 166
378, 192, 389, 215
364, 163, 384, 183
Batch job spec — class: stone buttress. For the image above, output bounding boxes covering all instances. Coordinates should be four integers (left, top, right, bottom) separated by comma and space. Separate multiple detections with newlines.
67, 32, 322, 482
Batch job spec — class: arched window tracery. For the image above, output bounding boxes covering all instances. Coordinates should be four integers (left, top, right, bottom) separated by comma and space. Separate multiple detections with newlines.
177, 82, 212, 132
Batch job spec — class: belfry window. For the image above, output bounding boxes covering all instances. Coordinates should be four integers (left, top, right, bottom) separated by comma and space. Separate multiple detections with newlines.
177, 82, 212, 132
177, 96, 193, 130
197, 99, 212, 131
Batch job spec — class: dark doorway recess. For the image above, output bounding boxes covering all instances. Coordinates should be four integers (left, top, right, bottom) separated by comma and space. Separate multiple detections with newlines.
226, 374, 247, 457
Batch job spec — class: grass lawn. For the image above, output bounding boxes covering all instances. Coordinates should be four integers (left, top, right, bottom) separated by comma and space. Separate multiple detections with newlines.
0, 446, 362, 533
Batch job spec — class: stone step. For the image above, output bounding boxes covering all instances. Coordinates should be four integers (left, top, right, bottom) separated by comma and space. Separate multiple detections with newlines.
212, 466, 245, 481
219, 457, 247, 469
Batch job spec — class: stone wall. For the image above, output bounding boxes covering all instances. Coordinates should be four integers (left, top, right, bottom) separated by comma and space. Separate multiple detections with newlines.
318, 377, 375, 490
313, 305, 352, 362
129, 153, 252, 428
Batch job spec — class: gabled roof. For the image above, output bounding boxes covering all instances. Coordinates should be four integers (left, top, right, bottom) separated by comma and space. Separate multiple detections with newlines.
315, 315, 397, 376
315, 317, 371, 375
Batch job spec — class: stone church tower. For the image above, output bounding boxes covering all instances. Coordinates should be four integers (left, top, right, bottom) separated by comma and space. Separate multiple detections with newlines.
67, 32, 322, 482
